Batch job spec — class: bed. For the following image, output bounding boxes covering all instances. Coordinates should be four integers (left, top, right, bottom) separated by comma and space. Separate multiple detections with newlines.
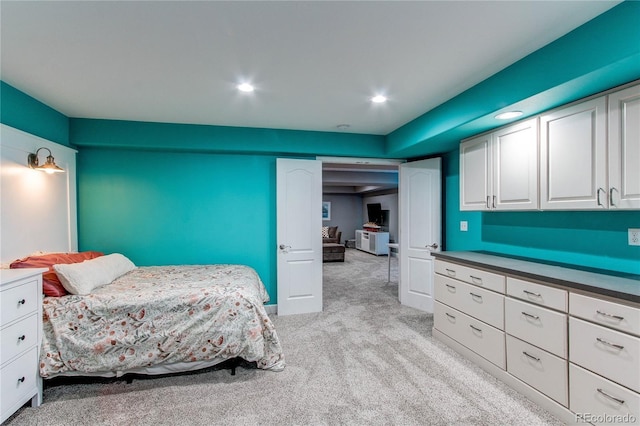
12, 253, 285, 378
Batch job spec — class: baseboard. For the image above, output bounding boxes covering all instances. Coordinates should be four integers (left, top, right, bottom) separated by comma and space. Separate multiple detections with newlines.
264, 304, 277, 315
432, 329, 579, 425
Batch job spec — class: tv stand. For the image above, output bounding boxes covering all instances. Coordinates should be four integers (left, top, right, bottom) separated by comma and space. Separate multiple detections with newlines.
355, 230, 389, 255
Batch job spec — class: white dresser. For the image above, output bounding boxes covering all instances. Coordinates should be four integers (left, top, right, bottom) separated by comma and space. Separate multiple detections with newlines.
1, 268, 46, 423
433, 252, 640, 425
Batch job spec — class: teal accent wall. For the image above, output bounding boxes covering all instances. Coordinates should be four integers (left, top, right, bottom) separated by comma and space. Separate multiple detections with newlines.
0, 81, 70, 146
70, 118, 387, 157
443, 150, 640, 275
77, 147, 299, 302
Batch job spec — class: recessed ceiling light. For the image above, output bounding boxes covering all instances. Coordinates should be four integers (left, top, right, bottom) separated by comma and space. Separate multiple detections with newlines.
237, 83, 255, 93
371, 95, 387, 104
495, 111, 523, 120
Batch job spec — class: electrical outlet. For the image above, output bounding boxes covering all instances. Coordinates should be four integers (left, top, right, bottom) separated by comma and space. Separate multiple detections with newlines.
629, 229, 640, 246
460, 221, 468, 232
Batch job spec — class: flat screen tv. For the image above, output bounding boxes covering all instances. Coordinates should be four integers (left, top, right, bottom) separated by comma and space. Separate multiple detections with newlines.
367, 203, 382, 225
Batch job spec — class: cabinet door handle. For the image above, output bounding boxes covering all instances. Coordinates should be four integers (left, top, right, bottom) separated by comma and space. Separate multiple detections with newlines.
492, 195, 496, 209
445, 268, 456, 277
469, 324, 482, 333
469, 275, 483, 284
596, 337, 624, 350
445, 312, 456, 320
486, 196, 491, 209
522, 351, 540, 362
597, 187, 606, 207
597, 388, 625, 405
596, 310, 624, 321
470, 292, 482, 300
18, 335, 26, 341
523, 289, 541, 298
609, 187, 618, 207
445, 284, 456, 291
18, 377, 25, 383
521, 311, 540, 320
18, 299, 26, 305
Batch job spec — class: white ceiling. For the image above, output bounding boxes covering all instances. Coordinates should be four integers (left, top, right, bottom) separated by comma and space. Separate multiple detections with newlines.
0, 1, 619, 136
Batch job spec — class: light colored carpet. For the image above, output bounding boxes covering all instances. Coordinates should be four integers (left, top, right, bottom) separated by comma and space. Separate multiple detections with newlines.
6, 248, 564, 425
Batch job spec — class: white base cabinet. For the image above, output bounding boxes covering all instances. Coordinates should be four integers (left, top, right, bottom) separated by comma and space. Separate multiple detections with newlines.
355, 230, 389, 255
433, 256, 640, 425
1, 269, 46, 424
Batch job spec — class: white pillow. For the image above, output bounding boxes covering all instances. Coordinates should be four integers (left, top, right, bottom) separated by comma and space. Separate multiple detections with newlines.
54, 253, 136, 295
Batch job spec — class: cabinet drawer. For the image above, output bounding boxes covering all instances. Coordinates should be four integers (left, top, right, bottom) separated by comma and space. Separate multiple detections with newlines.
570, 293, 640, 337
0, 279, 39, 325
435, 275, 504, 330
434, 302, 505, 369
506, 335, 568, 406
506, 277, 567, 312
505, 298, 567, 358
0, 347, 38, 419
570, 363, 640, 425
435, 260, 505, 293
0, 313, 38, 365
570, 317, 640, 393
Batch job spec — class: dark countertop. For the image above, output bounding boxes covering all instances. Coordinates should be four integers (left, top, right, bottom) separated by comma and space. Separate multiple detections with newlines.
432, 251, 640, 304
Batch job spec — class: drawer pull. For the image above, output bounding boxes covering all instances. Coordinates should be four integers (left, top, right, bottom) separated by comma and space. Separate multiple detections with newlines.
596, 310, 624, 321
445, 268, 456, 276
523, 289, 541, 298
469, 275, 483, 284
522, 351, 540, 362
18, 335, 26, 341
469, 325, 482, 333
596, 337, 624, 350
18, 299, 26, 305
445, 312, 456, 320
18, 377, 25, 383
597, 388, 625, 405
469, 292, 482, 300
445, 284, 456, 291
521, 311, 540, 320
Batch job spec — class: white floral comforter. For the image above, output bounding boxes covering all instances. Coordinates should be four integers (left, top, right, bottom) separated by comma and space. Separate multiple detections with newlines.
40, 265, 285, 377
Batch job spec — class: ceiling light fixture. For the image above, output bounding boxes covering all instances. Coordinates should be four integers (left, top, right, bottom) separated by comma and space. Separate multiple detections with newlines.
495, 111, 523, 120
371, 95, 387, 104
237, 83, 255, 93
27, 147, 65, 174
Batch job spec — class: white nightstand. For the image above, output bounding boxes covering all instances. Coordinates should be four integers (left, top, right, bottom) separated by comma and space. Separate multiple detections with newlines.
1, 268, 47, 423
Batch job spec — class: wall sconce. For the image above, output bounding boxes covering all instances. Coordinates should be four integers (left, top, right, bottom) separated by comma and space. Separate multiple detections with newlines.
27, 147, 65, 174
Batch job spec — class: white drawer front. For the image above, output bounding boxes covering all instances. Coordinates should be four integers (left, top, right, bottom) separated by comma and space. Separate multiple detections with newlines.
570, 363, 640, 426
434, 302, 505, 369
0, 313, 38, 365
506, 335, 568, 406
0, 347, 38, 419
505, 298, 567, 358
435, 275, 504, 330
570, 317, 640, 393
0, 279, 38, 325
506, 277, 567, 312
570, 293, 640, 337
435, 260, 505, 293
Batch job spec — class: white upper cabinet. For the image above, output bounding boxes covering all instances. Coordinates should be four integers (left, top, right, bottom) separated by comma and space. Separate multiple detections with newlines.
608, 84, 640, 209
460, 119, 538, 211
540, 97, 607, 210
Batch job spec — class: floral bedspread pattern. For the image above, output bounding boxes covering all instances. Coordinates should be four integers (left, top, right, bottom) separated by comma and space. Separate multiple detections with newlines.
40, 265, 285, 377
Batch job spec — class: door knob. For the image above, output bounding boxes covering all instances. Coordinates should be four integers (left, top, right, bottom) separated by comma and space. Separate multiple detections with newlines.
279, 244, 291, 251
426, 243, 439, 250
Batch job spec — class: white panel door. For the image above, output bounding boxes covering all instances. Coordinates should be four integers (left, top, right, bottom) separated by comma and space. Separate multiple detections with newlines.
540, 97, 607, 210
399, 158, 441, 313
608, 84, 640, 209
276, 158, 322, 315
